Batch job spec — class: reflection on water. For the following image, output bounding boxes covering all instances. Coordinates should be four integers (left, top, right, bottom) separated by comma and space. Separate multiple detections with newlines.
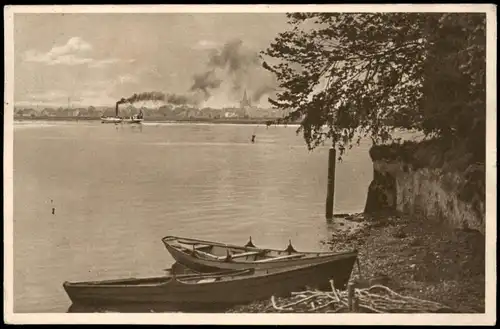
14, 121, 375, 313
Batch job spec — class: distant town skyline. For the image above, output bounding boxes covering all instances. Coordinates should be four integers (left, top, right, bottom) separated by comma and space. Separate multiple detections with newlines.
14, 13, 289, 108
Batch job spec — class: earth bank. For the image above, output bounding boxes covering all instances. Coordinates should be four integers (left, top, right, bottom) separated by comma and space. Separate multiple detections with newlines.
227, 212, 485, 313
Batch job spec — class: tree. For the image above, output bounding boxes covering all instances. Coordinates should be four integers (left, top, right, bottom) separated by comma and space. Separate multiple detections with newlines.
418, 13, 486, 161
261, 13, 486, 157
87, 106, 96, 117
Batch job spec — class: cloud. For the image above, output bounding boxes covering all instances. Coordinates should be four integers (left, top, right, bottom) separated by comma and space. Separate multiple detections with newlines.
23, 37, 130, 68
117, 74, 138, 84
192, 39, 219, 50
33, 88, 116, 107
76, 90, 117, 106
24, 37, 92, 66
17, 90, 71, 107
143, 67, 163, 78
29, 90, 68, 101
17, 69, 144, 108
80, 89, 102, 98
88, 58, 122, 68
17, 74, 138, 107
48, 37, 92, 57
77, 75, 139, 103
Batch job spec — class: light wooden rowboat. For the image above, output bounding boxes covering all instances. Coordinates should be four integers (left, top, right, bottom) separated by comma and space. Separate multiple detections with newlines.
162, 235, 358, 272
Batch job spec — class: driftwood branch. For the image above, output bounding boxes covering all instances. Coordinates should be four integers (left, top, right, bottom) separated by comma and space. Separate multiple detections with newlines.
270, 279, 452, 313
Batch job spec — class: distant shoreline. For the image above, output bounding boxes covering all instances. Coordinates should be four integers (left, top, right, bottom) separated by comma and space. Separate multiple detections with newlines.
13, 116, 290, 125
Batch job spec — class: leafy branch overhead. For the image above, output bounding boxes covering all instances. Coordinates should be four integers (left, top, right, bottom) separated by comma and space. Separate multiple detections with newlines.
261, 13, 486, 156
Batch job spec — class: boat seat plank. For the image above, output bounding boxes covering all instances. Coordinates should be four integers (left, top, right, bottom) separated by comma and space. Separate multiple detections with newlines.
231, 250, 266, 259
193, 250, 220, 259
176, 244, 211, 251
254, 254, 305, 263
193, 245, 211, 250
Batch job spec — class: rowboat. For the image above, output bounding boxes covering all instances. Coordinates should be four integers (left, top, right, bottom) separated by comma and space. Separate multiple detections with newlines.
162, 235, 359, 272
63, 255, 357, 311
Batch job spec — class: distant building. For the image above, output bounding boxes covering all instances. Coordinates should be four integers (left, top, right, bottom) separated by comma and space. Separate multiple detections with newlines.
14, 108, 24, 116
124, 105, 138, 117
18, 108, 37, 117
102, 108, 116, 117
85, 106, 98, 117
239, 90, 251, 109
224, 111, 238, 118
41, 108, 57, 117
66, 108, 80, 117
184, 108, 199, 119
239, 90, 253, 116
75, 108, 88, 117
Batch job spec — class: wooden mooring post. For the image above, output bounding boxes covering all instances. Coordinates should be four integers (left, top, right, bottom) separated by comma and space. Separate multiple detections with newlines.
353, 296, 360, 313
325, 146, 337, 219
347, 283, 355, 312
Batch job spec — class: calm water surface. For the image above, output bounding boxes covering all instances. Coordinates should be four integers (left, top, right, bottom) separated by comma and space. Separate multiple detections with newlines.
13, 121, 374, 312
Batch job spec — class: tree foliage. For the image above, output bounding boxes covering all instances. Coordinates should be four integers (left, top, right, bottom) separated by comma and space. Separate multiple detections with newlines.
262, 13, 486, 157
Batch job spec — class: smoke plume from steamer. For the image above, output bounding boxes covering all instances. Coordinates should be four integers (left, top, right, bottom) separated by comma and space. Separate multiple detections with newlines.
166, 93, 197, 106
118, 40, 278, 109
190, 70, 222, 99
117, 91, 165, 105
251, 84, 278, 103
117, 91, 201, 107
190, 39, 277, 107
208, 39, 259, 74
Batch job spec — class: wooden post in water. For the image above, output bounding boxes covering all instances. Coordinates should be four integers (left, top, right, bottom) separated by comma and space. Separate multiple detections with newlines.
325, 146, 337, 219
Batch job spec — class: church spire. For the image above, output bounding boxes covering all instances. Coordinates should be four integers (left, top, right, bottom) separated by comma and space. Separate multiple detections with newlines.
240, 89, 251, 109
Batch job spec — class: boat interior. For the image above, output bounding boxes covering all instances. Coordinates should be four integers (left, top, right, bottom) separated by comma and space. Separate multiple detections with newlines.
66, 276, 174, 286
65, 269, 257, 287
164, 236, 328, 263
175, 268, 258, 284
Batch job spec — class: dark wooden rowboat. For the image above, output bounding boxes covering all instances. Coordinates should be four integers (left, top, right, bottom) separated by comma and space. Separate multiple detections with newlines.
162, 235, 358, 272
63, 255, 357, 311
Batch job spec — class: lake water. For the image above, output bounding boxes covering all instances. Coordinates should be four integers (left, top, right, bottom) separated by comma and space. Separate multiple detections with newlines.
12, 121, 375, 313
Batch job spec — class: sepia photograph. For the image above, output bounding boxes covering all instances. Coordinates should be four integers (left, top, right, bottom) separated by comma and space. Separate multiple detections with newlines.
3, 4, 496, 325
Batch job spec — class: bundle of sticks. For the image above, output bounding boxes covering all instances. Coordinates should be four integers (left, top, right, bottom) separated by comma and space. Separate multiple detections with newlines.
270, 279, 453, 313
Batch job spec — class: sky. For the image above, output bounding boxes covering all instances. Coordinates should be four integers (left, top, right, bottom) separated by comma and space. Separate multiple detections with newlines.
14, 13, 290, 109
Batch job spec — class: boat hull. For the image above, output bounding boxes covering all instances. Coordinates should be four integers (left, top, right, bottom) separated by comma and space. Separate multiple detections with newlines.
123, 118, 144, 124
101, 117, 123, 124
162, 235, 357, 272
63, 256, 357, 310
